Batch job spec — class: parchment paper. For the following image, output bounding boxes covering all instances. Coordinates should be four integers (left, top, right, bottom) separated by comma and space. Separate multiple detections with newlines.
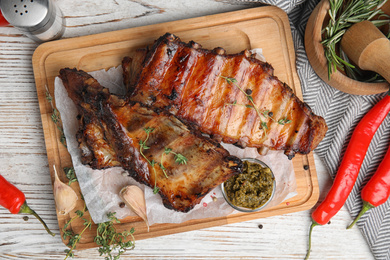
55, 63, 297, 225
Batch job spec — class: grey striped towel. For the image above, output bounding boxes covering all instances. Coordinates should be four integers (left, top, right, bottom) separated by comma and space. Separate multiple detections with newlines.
229, 0, 390, 259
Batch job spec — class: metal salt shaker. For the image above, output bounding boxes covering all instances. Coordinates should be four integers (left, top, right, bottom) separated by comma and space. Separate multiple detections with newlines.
0, 0, 65, 42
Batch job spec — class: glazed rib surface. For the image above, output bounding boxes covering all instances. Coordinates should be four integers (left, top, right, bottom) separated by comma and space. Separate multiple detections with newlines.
126, 33, 328, 158
60, 68, 242, 212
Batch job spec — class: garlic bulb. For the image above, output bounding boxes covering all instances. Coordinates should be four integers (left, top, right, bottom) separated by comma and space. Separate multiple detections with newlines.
119, 185, 149, 232
53, 165, 78, 215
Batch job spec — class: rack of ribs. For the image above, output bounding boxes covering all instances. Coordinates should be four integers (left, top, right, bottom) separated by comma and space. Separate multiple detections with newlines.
124, 33, 328, 159
59, 68, 242, 212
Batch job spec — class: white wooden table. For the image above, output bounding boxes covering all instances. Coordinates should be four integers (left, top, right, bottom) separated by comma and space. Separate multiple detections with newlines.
0, 1, 374, 259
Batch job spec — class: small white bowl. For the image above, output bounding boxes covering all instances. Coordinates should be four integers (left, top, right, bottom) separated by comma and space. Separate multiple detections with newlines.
221, 158, 276, 213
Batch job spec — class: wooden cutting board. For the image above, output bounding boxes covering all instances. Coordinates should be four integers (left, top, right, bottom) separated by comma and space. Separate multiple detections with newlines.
32, 6, 319, 249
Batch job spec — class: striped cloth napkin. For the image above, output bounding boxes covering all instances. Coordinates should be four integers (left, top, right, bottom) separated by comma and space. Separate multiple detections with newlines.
229, 0, 390, 259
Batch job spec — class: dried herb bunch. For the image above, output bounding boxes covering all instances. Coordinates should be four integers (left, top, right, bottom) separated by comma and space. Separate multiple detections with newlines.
322, 0, 390, 81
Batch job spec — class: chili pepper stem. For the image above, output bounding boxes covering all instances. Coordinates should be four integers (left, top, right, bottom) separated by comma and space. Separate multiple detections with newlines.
19, 202, 55, 237
347, 201, 374, 229
304, 221, 318, 260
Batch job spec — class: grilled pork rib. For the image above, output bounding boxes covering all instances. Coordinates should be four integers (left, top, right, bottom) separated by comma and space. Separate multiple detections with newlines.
124, 33, 328, 158
60, 68, 242, 212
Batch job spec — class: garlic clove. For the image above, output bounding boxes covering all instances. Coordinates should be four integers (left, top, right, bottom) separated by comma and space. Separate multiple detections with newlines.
119, 185, 149, 232
53, 165, 78, 215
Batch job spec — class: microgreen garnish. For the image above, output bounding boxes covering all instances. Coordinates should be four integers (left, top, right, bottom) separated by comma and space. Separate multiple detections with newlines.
220, 76, 292, 130
45, 86, 66, 147
322, 0, 390, 81
139, 128, 188, 194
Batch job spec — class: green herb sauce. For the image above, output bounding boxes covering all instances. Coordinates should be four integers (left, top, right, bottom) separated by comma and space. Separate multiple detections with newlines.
224, 160, 274, 209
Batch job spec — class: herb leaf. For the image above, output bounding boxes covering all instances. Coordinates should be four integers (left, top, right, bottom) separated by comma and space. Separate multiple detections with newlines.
64, 167, 78, 185
278, 117, 292, 125
139, 129, 188, 188
45, 87, 67, 147
174, 153, 188, 165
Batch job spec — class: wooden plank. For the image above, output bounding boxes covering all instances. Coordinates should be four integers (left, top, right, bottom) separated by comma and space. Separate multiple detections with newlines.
31, 6, 319, 249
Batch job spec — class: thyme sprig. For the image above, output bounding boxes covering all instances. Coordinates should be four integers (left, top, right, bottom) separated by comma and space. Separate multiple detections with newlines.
95, 212, 135, 260
278, 117, 292, 125
63, 203, 90, 260
64, 167, 78, 185
139, 127, 159, 194
139, 127, 188, 194
159, 147, 188, 178
220, 76, 292, 130
220, 76, 268, 130
61, 169, 135, 259
322, 0, 390, 80
45, 86, 66, 147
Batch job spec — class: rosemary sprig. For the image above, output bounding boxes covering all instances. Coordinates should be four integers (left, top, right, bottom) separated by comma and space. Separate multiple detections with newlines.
322, 0, 390, 80
45, 86, 67, 147
139, 128, 188, 194
220, 76, 292, 129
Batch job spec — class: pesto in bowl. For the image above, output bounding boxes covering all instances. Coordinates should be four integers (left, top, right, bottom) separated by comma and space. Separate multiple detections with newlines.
221, 158, 275, 212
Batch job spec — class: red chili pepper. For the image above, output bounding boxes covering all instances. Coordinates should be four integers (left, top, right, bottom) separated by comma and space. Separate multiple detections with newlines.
0, 9, 9, 26
347, 138, 390, 229
0, 174, 55, 236
305, 91, 390, 260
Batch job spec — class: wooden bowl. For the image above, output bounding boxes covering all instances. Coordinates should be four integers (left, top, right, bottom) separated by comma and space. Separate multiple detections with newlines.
305, 0, 389, 95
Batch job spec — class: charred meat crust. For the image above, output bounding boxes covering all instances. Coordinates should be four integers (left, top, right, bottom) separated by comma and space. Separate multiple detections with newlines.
59, 68, 243, 213
122, 48, 148, 96
126, 33, 328, 159
60, 68, 120, 169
